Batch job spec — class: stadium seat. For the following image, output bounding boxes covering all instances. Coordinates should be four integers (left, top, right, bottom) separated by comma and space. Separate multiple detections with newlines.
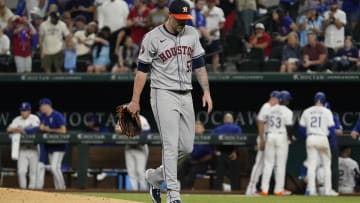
0, 55, 13, 72
269, 45, 283, 60
236, 58, 261, 72
264, 58, 281, 72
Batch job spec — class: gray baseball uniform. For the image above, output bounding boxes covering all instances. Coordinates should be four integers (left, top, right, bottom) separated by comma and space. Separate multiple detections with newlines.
139, 24, 204, 202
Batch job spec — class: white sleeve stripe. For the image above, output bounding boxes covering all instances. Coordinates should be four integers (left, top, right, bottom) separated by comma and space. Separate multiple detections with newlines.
138, 60, 152, 64
192, 54, 205, 59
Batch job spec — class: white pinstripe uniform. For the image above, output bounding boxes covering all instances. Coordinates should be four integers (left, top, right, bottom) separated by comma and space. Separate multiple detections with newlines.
338, 156, 359, 193
245, 102, 270, 195
260, 104, 293, 194
8, 114, 40, 189
124, 115, 151, 191
299, 106, 335, 195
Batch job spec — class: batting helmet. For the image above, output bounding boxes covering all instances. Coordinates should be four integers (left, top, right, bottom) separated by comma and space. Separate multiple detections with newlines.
270, 90, 281, 99
314, 92, 326, 104
280, 90, 292, 102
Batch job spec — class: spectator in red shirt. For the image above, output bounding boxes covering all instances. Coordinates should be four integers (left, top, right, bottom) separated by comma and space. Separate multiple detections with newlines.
301, 31, 328, 72
127, 0, 151, 46
12, 17, 36, 73
246, 23, 272, 60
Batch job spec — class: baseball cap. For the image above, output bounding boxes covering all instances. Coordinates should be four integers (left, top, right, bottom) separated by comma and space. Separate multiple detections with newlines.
280, 90, 292, 101
86, 115, 98, 123
255, 23, 265, 30
270, 90, 281, 99
19, 102, 31, 111
169, 0, 193, 20
329, 0, 338, 5
314, 92, 326, 104
39, 98, 52, 106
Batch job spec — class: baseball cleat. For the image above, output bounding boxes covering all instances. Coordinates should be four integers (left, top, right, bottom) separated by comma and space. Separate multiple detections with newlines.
170, 201, 181, 203
284, 190, 292, 195
145, 169, 161, 203
258, 191, 268, 196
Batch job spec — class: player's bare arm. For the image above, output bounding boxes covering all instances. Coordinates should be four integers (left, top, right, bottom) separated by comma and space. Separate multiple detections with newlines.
128, 71, 148, 116
195, 67, 213, 113
257, 120, 265, 150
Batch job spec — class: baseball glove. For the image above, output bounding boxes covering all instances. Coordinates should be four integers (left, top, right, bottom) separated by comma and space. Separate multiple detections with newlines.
116, 104, 142, 137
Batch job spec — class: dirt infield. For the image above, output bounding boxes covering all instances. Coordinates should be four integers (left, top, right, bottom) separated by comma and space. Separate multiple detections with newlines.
0, 188, 140, 203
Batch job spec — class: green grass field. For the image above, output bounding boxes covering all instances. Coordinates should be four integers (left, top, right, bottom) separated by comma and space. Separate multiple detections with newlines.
79, 193, 360, 203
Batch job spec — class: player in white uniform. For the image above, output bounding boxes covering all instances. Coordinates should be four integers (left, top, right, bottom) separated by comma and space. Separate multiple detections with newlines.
245, 90, 280, 195
126, 1, 212, 202
7, 102, 40, 189
299, 92, 338, 196
260, 93, 294, 196
338, 146, 360, 194
117, 115, 151, 191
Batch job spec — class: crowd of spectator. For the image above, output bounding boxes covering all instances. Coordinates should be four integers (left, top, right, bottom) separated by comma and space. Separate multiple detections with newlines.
0, 0, 359, 73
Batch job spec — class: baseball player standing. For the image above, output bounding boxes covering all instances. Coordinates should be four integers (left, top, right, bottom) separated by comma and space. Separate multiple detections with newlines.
338, 146, 360, 194
260, 91, 294, 196
7, 102, 40, 189
245, 90, 280, 195
121, 115, 151, 191
37, 98, 67, 190
126, 1, 213, 202
299, 92, 338, 196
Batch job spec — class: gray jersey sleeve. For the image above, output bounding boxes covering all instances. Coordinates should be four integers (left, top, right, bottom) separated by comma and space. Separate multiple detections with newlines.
192, 30, 205, 59
138, 33, 157, 64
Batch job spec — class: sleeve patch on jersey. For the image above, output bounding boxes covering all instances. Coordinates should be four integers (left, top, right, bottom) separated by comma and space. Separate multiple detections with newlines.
137, 62, 151, 73
192, 55, 205, 69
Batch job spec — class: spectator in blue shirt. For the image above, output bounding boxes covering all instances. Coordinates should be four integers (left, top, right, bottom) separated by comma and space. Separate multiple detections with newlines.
179, 121, 213, 190
342, 0, 360, 30
272, 8, 298, 43
65, 0, 95, 22
331, 37, 359, 71
212, 113, 242, 191
38, 98, 67, 190
187, 0, 212, 46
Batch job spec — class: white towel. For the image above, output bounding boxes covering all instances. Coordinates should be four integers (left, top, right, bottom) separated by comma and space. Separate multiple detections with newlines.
10, 133, 21, 160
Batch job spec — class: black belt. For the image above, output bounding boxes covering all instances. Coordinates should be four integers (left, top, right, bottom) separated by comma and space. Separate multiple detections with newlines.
170, 90, 191, 95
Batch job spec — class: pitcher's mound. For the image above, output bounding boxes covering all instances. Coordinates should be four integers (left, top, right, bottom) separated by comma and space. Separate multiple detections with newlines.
0, 188, 140, 203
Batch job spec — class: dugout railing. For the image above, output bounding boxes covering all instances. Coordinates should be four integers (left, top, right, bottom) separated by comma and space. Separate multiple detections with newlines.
0, 132, 359, 190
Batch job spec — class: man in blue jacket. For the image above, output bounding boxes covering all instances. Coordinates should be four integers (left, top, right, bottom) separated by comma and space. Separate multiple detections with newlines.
212, 113, 242, 191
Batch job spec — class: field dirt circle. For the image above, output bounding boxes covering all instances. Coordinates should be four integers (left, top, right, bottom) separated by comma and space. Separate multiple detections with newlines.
0, 188, 140, 203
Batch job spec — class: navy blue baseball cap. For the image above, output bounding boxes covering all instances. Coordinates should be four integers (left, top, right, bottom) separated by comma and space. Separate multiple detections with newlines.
39, 98, 52, 106
280, 90, 292, 101
19, 102, 31, 111
270, 90, 281, 99
86, 115, 98, 123
329, 0, 338, 5
314, 92, 326, 104
169, 0, 193, 20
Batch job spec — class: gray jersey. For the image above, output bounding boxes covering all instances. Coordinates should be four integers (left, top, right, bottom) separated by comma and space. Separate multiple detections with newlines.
138, 25, 205, 90
339, 157, 359, 188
